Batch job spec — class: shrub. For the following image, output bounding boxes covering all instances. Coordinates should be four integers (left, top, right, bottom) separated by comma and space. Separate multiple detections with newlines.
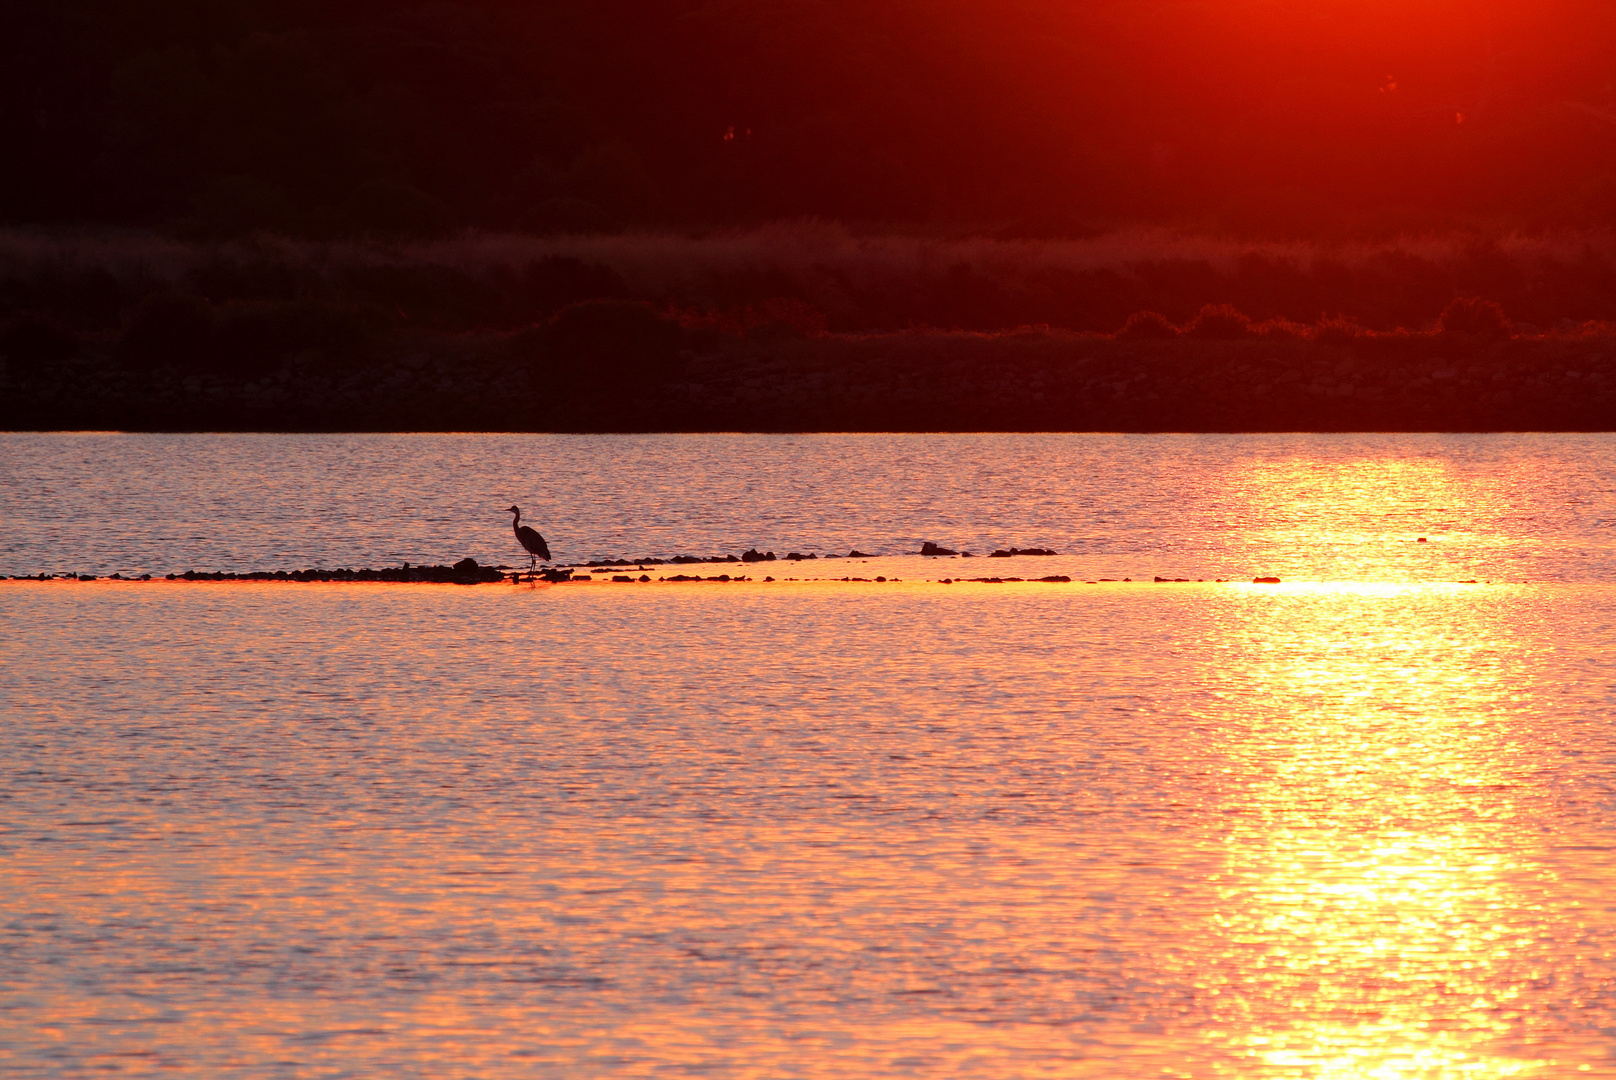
1313, 315, 1367, 344
1250, 318, 1309, 341
1439, 296, 1512, 338
186, 257, 314, 303
1, 317, 80, 374
746, 297, 828, 340
1186, 303, 1251, 339
119, 292, 216, 371
337, 264, 498, 329
672, 298, 828, 341
1117, 310, 1179, 338
547, 299, 685, 376
519, 256, 629, 317
213, 299, 390, 375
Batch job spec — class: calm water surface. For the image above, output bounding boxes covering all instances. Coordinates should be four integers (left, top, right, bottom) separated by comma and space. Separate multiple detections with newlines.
6, 434, 1616, 1078
5, 432, 1616, 580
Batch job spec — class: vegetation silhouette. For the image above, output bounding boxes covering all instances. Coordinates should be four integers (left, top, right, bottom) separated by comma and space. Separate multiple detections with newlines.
8, 0, 1616, 436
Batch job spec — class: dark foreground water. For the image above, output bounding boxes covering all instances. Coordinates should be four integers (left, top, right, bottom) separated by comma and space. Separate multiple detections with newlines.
7, 434, 1616, 1078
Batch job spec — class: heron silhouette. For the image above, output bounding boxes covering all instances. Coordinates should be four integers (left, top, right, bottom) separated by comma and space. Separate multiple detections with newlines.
506, 505, 552, 570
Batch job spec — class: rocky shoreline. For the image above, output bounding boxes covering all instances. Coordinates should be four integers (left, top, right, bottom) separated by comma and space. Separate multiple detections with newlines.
7, 569, 1291, 585
3, 547, 1014, 583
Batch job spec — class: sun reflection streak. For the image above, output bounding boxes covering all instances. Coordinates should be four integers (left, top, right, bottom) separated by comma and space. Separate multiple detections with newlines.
1158, 448, 1604, 1075
1220, 454, 1525, 583
1190, 580, 1571, 1078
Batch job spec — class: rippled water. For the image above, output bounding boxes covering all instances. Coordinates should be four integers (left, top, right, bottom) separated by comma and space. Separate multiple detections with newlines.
8, 434, 1616, 1078
6, 432, 1616, 580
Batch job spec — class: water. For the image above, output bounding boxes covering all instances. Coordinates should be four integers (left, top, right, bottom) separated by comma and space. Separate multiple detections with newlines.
5, 432, 1616, 581
7, 434, 1616, 1078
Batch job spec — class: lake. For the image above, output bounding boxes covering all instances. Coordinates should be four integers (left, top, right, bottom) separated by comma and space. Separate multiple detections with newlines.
6, 433, 1616, 1078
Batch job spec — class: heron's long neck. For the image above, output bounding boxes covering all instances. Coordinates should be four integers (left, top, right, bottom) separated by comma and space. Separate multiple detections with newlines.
511, 510, 521, 529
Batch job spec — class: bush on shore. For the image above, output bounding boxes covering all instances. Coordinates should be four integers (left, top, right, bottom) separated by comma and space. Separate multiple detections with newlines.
0, 316, 81, 374
118, 293, 389, 374
1186, 303, 1252, 340
1439, 297, 1513, 338
9, 226, 1616, 341
1118, 310, 1178, 338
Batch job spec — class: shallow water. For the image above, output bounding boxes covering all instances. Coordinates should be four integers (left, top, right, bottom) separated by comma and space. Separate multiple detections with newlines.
5, 432, 1616, 581
8, 434, 1616, 1078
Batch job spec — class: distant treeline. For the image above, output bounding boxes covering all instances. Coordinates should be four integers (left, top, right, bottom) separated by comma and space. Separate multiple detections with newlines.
7, 229, 1616, 369
9, 303, 1616, 434
5, 229, 1616, 433
9, 2, 1616, 236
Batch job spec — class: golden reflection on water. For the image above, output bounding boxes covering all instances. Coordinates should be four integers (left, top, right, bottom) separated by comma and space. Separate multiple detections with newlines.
12, 441, 1616, 1077
1198, 581, 1571, 1078
1223, 454, 1519, 581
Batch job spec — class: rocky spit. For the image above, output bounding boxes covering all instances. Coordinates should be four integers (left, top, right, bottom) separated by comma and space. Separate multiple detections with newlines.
9, 549, 1314, 587
8, 327, 1616, 432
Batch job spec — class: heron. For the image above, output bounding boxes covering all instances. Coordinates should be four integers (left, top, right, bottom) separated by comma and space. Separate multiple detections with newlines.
506, 505, 552, 570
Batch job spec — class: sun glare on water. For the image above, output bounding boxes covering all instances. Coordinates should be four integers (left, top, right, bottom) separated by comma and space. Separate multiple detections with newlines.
1218, 451, 1530, 584
1181, 550, 1576, 1074
9, 436, 1616, 1078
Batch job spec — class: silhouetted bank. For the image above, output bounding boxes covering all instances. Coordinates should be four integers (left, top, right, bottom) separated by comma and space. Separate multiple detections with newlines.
8, 317, 1616, 433
9, 229, 1616, 431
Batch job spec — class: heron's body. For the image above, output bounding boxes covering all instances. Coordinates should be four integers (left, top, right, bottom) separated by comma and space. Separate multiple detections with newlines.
506, 505, 551, 568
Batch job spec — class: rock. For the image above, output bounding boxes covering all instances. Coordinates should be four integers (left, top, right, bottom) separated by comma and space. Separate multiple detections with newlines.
453, 557, 480, 572
741, 548, 777, 562
784, 552, 816, 560
920, 542, 958, 556
1253, 576, 1282, 584
848, 549, 874, 558
990, 547, 1059, 557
